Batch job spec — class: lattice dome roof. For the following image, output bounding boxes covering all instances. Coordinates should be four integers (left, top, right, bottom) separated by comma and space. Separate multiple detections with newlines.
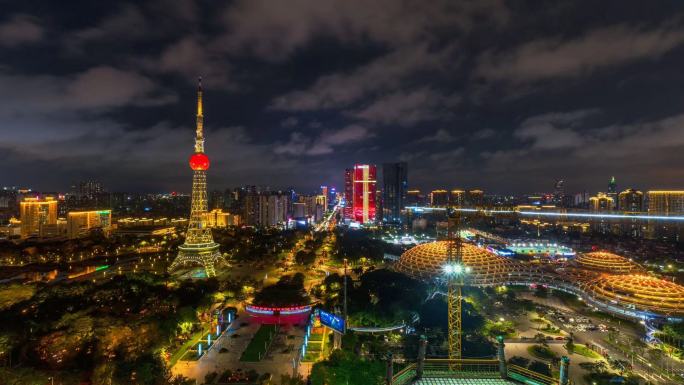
582, 274, 684, 316
395, 241, 516, 285
575, 251, 642, 274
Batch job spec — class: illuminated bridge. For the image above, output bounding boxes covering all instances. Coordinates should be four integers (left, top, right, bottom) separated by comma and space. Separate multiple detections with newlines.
395, 241, 684, 321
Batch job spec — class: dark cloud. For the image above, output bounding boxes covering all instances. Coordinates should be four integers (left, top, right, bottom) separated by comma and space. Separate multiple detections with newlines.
1, 1, 683, 194
477, 19, 684, 83
0, 14, 43, 47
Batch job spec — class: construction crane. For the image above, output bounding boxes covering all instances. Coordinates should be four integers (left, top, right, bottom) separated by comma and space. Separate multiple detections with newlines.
443, 208, 469, 363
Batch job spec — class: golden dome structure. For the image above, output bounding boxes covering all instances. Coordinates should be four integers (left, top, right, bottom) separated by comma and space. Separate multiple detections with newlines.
395, 240, 516, 286
575, 251, 643, 274
581, 274, 684, 317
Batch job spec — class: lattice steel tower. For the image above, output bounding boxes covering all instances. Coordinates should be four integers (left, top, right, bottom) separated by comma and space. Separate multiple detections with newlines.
444, 209, 467, 361
171, 78, 222, 277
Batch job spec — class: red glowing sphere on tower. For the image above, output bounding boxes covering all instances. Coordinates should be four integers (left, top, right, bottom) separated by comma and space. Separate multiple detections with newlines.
189, 152, 210, 170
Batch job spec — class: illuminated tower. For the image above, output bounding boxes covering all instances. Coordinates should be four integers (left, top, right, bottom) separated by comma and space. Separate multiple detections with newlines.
171, 78, 222, 277
442, 209, 468, 363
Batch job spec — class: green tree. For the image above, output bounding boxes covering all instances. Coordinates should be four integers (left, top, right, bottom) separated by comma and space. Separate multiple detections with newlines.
528, 360, 552, 377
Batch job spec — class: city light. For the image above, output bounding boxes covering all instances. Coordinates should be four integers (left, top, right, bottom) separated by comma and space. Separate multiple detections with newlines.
405, 206, 684, 221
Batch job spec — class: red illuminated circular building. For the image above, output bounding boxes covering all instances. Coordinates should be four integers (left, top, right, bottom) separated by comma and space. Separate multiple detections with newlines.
189, 152, 210, 170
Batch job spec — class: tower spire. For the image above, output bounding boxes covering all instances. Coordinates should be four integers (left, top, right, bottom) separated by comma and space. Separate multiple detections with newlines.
195, 76, 204, 153
173, 78, 222, 278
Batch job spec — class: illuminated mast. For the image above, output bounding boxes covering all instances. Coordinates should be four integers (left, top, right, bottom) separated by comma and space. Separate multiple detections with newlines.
443, 207, 468, 364
171, 78, 222, 277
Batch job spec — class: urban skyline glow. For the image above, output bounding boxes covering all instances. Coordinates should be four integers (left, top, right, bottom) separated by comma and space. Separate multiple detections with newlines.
406, 206, 684, 221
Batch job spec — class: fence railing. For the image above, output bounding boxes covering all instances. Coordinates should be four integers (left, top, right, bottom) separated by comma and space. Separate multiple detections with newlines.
391, 359, 560, 385
507, 364, 558, 385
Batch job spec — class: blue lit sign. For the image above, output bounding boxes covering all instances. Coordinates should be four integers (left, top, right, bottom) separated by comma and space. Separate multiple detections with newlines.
318, 309, 345, 334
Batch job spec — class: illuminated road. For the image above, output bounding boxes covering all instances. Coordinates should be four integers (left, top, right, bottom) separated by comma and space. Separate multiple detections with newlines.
518, 292, 683, 383
314, 202, 341, 232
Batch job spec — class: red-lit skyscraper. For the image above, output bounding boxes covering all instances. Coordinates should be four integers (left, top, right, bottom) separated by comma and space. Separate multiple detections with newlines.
352, 164, 376, 223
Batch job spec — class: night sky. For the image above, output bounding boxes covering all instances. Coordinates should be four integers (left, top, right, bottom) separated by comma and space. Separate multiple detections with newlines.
2, 1, 684, 194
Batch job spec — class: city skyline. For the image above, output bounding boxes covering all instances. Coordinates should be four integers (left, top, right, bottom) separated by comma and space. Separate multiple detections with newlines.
2, 2, 684, 193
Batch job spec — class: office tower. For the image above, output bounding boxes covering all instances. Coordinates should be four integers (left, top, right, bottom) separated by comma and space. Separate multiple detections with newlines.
320, 186, 329, 210
67, 210, 112, 239
344, 168, 353, 220
171, 79, 222, 278
607, 176, 617, 206
553, 180, 565, 206
352, 164, 377, 223
382, 162, 408, 224
20, 196, 58, 238
589, 192, 614, 211
430, 190, 448, 207
618, 189, 644, 212
328, 186, 336, 210
466, 189, 484, 207
450, 190, 465, 207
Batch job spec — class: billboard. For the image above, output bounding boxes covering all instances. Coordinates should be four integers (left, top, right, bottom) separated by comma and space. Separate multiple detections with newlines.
318, 309, 345, 334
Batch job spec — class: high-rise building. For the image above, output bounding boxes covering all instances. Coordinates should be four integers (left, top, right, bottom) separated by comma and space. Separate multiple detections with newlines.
589, 192, 614, 211
553, 180, 565, 206
382, 162, 408, 224
242, 189, 260, 226
77, 180, 103, 200
328, 186, 337, 210
344, 168, 353, 220
618, 189, 643, 212
607, 176, 617, 206
320, 186, 329, 211
450, 190, 465, 207
352, 164, 377, 223
171, 79, 223, 278
466, 189, 484, 207
0, 188, 19, 223
407, 190, 425, 206
259, 193, 289, 227
209, 190, 225, 210
573, 191, 589, 208
646, 191, 684, 240
430, 190, 448, 207
67, 210, 112, 239
20, 196, 58, 238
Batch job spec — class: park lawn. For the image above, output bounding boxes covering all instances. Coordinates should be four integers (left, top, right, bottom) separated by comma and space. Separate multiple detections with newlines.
528, 345, 558, 360
572, 344, 601, 359
309, 333, 325, 341
180, 350, 202, 361
170, 325, 210, 366
240, 324, 277, 362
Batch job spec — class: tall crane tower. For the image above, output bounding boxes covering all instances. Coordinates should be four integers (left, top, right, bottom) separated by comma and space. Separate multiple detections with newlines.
443, 208, 468, 362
